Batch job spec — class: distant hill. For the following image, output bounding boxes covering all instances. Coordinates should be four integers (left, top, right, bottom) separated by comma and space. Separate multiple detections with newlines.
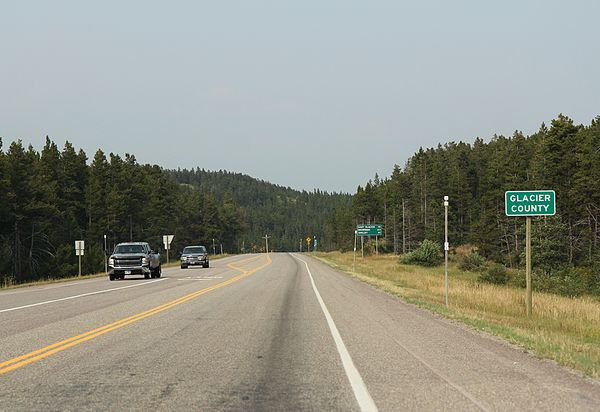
169, 168, 352, 251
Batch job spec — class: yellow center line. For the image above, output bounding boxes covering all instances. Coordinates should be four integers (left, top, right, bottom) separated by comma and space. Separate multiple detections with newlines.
226, 255, 263, 272
0, 254, 272, 375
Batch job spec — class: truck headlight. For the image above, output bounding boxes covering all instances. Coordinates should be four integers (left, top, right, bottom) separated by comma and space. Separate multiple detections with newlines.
108, 257, 114, 266
142, 257, 149, 265
181, 256, 187, 261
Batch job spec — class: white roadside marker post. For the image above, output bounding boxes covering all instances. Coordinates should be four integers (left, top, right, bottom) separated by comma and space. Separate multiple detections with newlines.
444, 196, 449, 307
353, 230, 357, 272
103, 235, 107, 274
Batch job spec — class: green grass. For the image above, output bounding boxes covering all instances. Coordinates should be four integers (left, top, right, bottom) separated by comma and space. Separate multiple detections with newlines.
317, 251, 600, 379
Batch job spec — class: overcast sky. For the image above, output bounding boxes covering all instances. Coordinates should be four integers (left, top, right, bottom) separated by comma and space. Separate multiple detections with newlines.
1, 1, 599, 193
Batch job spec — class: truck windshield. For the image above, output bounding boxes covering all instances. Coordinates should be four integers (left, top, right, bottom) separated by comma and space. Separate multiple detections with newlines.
183, 246, 206, 254
114, 244, 145, 254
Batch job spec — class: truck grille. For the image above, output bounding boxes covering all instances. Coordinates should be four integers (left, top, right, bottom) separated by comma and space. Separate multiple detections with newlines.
114, 257, 142, 267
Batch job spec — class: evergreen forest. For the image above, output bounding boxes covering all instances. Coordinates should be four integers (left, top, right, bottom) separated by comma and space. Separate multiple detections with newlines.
327, 114, 600, 296
0, 137, 349, 285
2, 113, 600, 294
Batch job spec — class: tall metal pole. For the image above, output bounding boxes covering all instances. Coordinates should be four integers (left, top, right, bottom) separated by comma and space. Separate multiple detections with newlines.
220, 243, 223, 254
212, 238, 216, 255
104, 235, 107, 274
78, 254, 82, 277
353, 230, 357, 271
402, 198, 406, 254
393, 209, 398, 254
375, 235, 378, 255
526, 216, 532, 316
444, 196, 449, 307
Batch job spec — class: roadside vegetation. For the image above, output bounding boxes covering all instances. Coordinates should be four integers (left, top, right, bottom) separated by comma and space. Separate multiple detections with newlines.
0, 253, 232, 290
0, 136, 347, 287
1, 271, 107, 290
318, 251, 600, 379
327, 114, 600, 299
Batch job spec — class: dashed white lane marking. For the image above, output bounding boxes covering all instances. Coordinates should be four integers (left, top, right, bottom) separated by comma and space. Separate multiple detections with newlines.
0, 278, 168, 314
177, 277, 223, 281
292, 254, 378, 412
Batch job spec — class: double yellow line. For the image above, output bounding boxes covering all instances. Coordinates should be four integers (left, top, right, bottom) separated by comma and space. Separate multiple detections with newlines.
0, 254, 272, 376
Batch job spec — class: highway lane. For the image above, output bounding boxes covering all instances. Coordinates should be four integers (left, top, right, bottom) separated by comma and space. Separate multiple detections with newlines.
1, 253, 600, 411
0, 254, 257, 340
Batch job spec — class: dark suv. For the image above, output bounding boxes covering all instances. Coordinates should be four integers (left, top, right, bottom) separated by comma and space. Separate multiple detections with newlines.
180, 245, 209, 269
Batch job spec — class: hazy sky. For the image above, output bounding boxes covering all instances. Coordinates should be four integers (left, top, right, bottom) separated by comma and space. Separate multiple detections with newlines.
1, 1, 599, 193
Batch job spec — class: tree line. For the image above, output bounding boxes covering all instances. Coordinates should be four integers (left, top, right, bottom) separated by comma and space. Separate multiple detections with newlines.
0, 138, 351, 285
4, 113, 598, 289
168, 169, 352, 252
0, 138, 246, 285
328, 114, 600, 293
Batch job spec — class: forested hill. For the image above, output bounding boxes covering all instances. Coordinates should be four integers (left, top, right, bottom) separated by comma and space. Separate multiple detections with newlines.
331, 114, 600, 295
0, 137, 350, 285
168, 169, 352, 252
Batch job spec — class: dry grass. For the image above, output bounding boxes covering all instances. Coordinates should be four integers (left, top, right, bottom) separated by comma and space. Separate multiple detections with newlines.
318, 251, 600, 378
1, 272, 107, 290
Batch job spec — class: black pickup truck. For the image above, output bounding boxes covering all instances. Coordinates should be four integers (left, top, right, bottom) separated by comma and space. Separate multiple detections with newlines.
108, 242, 161, 280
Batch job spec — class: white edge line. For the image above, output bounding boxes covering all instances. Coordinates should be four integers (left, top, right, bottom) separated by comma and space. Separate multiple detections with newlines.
292, 254, 378, 412
0, 278, 168, 314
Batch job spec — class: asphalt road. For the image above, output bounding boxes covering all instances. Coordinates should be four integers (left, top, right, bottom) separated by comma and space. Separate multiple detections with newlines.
1, 253, 599, 411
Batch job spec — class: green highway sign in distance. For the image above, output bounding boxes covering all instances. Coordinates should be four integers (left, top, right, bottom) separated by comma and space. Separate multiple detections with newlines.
357, 224, 383, 236
505, 190, 556, 217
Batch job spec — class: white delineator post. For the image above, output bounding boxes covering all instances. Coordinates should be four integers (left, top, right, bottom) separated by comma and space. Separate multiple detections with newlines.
103, 235, 107, 274
444, 196, 449, 307
353, 230, 357, 272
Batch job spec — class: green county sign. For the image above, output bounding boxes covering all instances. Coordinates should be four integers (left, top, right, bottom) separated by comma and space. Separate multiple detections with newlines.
505, 190, 556, 217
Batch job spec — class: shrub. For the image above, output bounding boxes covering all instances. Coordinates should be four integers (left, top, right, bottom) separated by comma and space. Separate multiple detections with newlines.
534, 266, 587, 297
478, 263, 509, 285
458, 251, 488, 272
362, 238, 393, 255
400, 240, 441, 267
510, 266, 592, 297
